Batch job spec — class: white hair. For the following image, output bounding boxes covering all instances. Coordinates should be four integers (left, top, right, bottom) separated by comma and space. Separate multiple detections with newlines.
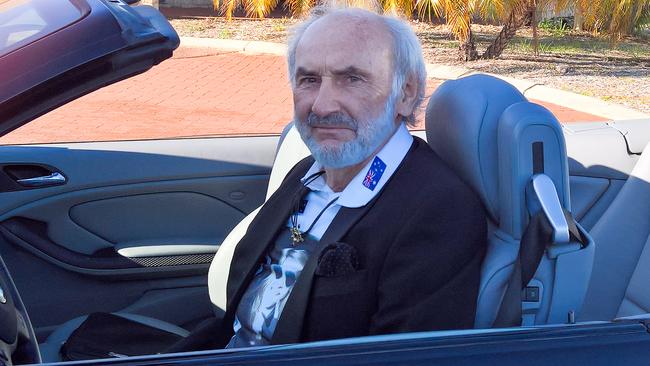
286, 6, 427, 126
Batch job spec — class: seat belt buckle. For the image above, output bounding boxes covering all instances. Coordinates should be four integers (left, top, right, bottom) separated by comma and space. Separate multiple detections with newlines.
523, 286, 540, 302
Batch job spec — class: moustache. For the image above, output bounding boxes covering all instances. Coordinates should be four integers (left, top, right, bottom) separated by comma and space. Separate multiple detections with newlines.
306, 112, 358, 131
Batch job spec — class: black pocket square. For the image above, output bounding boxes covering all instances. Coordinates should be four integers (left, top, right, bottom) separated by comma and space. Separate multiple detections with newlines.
315, 242, 359, 277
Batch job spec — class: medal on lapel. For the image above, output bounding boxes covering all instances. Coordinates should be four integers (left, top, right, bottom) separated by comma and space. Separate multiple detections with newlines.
289, 171, 324, 246
290, 199, 308, 245
290, 226, 304, 245
289, 170, 338, 246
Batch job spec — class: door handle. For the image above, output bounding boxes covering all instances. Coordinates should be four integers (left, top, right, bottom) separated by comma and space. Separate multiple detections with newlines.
16, 172, 66, 187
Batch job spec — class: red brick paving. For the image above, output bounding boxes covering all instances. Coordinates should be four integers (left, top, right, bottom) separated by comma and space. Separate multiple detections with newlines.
0, 48, 607, 145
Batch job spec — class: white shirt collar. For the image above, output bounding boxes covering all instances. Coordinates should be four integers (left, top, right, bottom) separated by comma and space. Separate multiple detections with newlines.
300, 123, 414, 208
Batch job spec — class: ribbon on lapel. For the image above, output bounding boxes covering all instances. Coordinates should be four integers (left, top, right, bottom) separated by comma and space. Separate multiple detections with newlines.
270, 199, 378, 345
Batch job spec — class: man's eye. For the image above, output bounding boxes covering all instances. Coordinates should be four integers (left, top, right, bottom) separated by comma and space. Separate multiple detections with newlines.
348, 75, 362, 83
300, 77, 318, 85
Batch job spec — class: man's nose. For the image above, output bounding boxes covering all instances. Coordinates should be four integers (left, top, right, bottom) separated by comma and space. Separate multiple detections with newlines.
311, 79, 340, 118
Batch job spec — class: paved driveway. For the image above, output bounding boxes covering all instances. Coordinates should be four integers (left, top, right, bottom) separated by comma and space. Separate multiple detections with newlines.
0, 47, 606, 145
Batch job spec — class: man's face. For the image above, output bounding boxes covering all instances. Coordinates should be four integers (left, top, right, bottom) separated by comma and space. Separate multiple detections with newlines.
292, 13, 398, 168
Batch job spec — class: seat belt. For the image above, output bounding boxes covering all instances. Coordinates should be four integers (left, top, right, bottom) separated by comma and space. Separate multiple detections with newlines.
493, 209, 585, 327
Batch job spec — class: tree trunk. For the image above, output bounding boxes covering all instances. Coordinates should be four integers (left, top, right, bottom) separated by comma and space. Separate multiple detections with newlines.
574, 5, 584, 31
459, 27, 479, 61
531, 3, 538, 56
480, 7, 531, 59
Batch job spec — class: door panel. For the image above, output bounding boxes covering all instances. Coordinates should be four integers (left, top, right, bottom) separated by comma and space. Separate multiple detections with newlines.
0, 137, 277, 213
69, 192, 242, 251
1, 177, 262, 257
563, 122, 644, 230
0, 236, 211, 341
574, 179, 626, 231
569, 175, 610, 221
0, 135, 278, 338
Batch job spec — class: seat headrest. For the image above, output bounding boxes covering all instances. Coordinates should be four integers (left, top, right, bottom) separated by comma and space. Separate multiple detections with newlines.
425, 74, 526, 223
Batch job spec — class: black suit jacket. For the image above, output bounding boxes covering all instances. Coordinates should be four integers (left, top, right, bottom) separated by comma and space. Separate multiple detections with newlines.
216, 137, 486, 346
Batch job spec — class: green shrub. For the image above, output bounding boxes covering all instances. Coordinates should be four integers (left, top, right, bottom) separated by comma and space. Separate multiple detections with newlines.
539, 17, 572, 37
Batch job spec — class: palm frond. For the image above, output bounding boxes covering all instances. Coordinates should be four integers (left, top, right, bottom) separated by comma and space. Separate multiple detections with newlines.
637, 4, 650, 30
382, 0, 401, 14
415, 0, 446, 22
581, 0, 650, 38
609, 0, 644, 38
243, 0, 280, 18
219, 0, 238, 20
398, 0, 416, 17
445, 0, 473, 42
475, 0, 507, 21
286, 0, 313, 17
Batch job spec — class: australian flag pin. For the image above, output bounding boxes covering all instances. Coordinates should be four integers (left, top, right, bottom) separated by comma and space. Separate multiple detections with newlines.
362, 156, 386, 191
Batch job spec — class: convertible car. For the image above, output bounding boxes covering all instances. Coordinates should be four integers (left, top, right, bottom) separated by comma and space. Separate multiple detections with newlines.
1, 0, 650, 365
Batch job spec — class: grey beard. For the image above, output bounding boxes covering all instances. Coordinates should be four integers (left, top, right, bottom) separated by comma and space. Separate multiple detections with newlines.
294, 97, 398, 169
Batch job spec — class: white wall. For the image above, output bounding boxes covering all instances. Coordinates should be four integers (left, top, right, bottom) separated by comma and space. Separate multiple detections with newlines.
160, 0, 214, 8
539, 6, 574, 20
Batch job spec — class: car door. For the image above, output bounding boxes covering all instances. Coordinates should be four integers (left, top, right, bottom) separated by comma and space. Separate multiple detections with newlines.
0, 135, 278, 340
564, 119, 650, 231
0, 0, 279, 341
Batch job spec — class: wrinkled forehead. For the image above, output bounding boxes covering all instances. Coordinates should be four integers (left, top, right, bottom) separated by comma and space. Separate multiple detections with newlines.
295, 12, 394, 76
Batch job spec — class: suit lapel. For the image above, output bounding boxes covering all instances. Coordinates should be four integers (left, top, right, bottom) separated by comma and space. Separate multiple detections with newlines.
271, 200, 379, 345
270, 140, 419, 344
224, 168, 306, 319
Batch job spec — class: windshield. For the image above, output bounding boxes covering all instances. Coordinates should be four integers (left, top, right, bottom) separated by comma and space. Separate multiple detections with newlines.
0, 0, 84, 57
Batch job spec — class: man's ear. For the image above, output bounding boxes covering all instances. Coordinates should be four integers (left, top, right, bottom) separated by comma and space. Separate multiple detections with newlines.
395, 74, 418, 119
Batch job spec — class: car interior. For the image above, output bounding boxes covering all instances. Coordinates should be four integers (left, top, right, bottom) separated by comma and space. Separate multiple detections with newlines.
0, 70, 649, 364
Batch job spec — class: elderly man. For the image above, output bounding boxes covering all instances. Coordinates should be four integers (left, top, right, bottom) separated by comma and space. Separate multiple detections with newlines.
218, 6, 487, 348
51, 7, 485, 361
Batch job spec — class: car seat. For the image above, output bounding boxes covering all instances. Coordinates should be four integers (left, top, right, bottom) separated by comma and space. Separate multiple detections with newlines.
580, 141, 650, 320
425, 74, 595, 327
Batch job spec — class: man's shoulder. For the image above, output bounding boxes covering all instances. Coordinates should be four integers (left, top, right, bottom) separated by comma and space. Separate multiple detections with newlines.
393, 137, 483, 209
400, 137, 469, 187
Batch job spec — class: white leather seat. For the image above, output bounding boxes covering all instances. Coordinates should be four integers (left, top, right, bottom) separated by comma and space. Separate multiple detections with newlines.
208, 126, 310, 316
580, 141, 650, 320
425, 74, 594, 327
